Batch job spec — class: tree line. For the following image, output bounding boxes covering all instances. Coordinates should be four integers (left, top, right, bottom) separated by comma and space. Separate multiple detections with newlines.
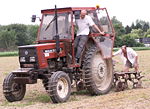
0, 17, 150, 51
112, 17, 150, 47
0, 24, 38, 51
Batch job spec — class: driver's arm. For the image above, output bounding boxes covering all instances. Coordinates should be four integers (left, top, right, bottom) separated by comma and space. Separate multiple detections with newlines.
88, 16, 105, 35
92, 24, 105, 35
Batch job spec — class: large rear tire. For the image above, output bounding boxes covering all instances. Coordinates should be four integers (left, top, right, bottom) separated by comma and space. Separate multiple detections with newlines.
83, 45, 113, 95
3, 72, 26, 102
48, 71, 71, 103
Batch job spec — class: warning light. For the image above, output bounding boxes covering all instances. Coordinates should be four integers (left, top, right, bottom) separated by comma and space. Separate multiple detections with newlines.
96, 5, 100, 9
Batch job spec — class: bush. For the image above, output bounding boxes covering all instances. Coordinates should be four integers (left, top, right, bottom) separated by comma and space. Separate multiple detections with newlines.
114, 34, 144, 47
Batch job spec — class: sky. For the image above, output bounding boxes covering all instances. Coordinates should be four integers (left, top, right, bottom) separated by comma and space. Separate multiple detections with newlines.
0, 0, 150, 26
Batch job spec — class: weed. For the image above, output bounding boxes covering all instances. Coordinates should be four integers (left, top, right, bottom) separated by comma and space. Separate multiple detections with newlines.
1, 101, 33, 107
36, 94, 50, 103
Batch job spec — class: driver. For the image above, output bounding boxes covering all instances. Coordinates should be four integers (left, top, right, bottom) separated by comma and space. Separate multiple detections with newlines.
74, 10, 104, 64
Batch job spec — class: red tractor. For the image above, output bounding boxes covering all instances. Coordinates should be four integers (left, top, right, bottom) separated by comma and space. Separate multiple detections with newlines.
3, 5, 115, 103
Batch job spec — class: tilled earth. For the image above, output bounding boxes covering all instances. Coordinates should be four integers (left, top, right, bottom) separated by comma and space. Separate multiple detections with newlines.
0, 50, 150, 109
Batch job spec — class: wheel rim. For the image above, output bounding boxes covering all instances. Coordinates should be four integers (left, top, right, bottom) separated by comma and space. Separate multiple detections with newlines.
91, 52, 112, 91
11, 82, 24, 98
57, 77, 69, 99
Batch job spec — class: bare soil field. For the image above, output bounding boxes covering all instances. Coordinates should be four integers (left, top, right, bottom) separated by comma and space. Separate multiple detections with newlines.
0, 50, 150, 109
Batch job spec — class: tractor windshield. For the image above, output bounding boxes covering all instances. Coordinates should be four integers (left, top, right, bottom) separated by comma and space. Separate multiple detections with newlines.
70, 9, 114, 59
97, 10, 112, 34
88, 9, 113, 34
39, 13, 71, 40
89, 9, 114, 58
97, 9, 113, 34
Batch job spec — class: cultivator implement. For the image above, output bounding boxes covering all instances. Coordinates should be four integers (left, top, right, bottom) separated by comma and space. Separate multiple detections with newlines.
114, 71, 144, 91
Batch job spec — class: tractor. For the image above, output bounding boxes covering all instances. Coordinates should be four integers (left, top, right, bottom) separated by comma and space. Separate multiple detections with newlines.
3, 5, 115, 103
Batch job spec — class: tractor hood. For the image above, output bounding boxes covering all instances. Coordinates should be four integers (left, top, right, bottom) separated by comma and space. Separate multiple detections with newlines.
19, 43, 58, 49
18, 43, 66, 69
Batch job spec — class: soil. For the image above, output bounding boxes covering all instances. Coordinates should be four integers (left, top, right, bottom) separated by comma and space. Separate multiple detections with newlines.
0, 50, 150, 109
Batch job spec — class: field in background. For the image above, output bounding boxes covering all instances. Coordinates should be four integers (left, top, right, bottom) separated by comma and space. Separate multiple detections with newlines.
113, 47, 150, 51
0, 50, 150, 109
0, 47, 150, 57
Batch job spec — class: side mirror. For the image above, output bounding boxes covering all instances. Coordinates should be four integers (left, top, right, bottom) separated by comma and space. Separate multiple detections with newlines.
31, 15, 36, 22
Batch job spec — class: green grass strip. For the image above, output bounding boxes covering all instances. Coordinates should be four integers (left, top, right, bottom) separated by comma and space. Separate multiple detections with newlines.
113, 47, 150, 51
0, 51, 18, 57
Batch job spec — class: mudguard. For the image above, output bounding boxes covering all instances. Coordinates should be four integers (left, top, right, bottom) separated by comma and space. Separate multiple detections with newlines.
12, 68, 37, 84
91, 35, 113, 59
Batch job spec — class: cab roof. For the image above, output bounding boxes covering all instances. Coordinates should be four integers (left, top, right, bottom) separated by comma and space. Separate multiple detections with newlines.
41, 7, 105, 14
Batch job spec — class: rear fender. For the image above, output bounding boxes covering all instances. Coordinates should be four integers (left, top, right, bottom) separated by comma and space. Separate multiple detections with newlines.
91, 36, 113, 59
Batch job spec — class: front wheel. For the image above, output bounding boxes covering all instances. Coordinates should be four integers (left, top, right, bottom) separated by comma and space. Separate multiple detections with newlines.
48, 71, 71, 103
83, 45, 113, 95
3, 72, 26, 102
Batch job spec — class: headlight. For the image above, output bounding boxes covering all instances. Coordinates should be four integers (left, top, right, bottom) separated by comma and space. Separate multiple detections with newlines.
30, 57, 36, 62
20, 57, 26, 62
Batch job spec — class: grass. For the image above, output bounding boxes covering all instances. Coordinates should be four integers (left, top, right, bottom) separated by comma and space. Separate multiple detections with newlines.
0, 51, 18, 57
113, 47, 150, 51
1, 101, 34, 107
35, 94, 50, 103
71, 90, 89, 95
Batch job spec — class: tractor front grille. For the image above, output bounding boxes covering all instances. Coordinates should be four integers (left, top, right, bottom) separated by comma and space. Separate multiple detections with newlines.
19, 47, 38, 69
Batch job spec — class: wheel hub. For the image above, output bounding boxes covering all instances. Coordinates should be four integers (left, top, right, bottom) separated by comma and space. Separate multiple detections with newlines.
12, 83, 21, 93
57, 78, 69, 99
58, 85, 62, 91
97, 63, 106, 78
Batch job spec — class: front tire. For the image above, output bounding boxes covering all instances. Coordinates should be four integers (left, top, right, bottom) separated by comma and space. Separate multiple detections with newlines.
3, 72, 26, 102
83, 45, 113, 95
48, 71, 71, 103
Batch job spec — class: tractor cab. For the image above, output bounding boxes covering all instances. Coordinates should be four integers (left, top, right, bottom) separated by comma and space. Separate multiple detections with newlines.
33, 6, 115, 67
36, 7, 115, 42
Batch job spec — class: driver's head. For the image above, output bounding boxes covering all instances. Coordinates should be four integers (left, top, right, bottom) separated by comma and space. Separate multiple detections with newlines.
80, 10, 87, 19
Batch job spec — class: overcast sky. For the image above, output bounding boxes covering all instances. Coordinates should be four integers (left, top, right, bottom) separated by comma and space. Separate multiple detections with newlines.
0, 0, 149, 26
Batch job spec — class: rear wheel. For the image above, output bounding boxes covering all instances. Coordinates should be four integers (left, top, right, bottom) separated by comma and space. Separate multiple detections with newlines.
48, 71, 71, 103
83, 45, 113, 95
3, 72, 26, 102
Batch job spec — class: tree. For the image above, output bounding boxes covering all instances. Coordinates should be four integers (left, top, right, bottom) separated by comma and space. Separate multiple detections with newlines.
121, 34, 144, 47
8, 24, 28, 46
125, 25, 132, 34
114, 36, 123, 47
111, 16, 126, 47
131, 23, 135, 29
143, 23, 149, 32
0, 24, 39, 51
26, 25, 39, 44
130, 29, 144, 38
144, 29, 150, 37
0, 30, 16, 50
111, 16, 125, 36
135, 23, 142, 29
134, 19, 150, 32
